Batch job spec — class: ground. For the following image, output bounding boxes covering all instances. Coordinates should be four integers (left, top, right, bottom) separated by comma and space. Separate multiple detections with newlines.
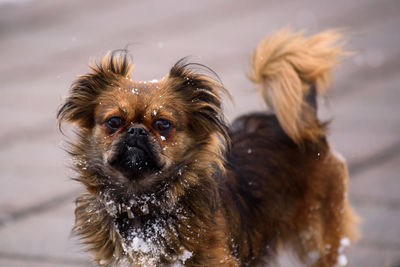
0, 0, 399, 266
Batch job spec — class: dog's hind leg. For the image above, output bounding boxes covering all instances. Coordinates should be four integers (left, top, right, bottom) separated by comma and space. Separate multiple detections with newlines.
282, 152, 360, 267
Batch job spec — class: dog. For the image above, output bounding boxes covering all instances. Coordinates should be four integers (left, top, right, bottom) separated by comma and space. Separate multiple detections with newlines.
57, 29, 359, 266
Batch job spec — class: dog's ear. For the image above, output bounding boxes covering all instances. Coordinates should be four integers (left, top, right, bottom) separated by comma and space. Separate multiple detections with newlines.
168, 59, 231, 142
57, 50, 133, 130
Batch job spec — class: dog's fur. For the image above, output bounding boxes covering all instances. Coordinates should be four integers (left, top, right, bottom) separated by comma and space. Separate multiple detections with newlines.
58, 29, 359, 266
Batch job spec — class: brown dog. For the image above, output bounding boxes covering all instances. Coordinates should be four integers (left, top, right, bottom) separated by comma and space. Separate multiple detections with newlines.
58, 29, 359, 266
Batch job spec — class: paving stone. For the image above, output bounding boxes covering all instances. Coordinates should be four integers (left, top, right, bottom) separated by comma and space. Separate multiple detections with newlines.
0, 0, 399, 265
0, 200, 90, 263
349, 154, 400, 202
0, 258, 91, 267
347, 245, 400, 267
320, 73, 400, 163
0, 133, 81, 215
350, 204, 400, 248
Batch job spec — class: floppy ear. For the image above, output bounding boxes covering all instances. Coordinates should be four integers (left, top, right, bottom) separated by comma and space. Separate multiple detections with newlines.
57, 50, 133, 130
168, 59, 231, 142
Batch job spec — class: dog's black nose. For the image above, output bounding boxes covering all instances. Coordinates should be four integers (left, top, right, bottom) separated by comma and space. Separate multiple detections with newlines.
127, 126, 148, 136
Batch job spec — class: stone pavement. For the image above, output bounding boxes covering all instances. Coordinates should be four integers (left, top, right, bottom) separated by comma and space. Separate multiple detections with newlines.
0, 0, 399, 266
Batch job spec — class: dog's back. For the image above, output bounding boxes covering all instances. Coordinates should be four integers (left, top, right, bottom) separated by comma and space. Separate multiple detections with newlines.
221, 30, 360, 266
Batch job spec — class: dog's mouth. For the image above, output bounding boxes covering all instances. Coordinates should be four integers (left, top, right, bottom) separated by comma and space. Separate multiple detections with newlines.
108, 141, 159, 179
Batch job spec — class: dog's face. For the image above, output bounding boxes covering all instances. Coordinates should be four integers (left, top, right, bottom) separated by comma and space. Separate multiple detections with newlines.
58, 52, 228, 193
91, 78, 194, 183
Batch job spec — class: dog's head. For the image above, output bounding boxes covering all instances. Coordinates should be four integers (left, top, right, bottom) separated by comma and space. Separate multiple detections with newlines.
58, 51, 229, 193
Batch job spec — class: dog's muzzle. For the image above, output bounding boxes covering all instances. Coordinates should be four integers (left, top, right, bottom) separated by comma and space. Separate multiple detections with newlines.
109, 126, 158, 178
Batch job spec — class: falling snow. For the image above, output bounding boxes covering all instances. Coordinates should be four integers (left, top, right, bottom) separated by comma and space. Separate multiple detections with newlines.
337, 237, 351, 266
337, 254, 348, 266
132, 88, 139, 95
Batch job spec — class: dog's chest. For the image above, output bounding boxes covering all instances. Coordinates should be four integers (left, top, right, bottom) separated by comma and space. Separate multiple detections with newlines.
116, 214, 169, 265
112, 207, 192, 266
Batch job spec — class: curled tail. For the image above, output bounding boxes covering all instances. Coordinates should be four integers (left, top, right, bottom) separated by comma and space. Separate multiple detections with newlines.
250, 29, 345, 143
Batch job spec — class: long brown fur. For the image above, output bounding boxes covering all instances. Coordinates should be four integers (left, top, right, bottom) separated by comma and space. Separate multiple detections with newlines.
58, 29, 359, 266
250, 29, 346, 143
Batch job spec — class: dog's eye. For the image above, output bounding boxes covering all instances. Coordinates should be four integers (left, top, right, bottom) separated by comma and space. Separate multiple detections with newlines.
152, 118, 172, 133
105, 116, 125, 131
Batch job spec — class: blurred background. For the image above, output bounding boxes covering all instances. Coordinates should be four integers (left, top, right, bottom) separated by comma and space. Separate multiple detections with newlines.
0, 0, 399, 266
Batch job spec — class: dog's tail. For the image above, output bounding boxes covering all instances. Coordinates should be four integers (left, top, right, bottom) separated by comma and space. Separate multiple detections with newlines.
249, 29, 345, 143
